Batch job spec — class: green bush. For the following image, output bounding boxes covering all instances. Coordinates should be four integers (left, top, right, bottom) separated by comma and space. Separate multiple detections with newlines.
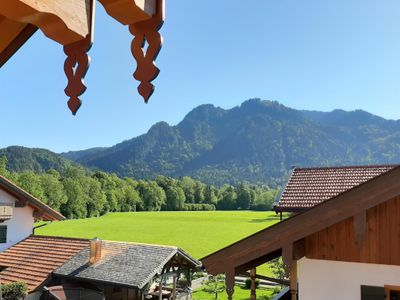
244, 278, 260, 289
2, 282, 28, 300
183, 204, 216, 211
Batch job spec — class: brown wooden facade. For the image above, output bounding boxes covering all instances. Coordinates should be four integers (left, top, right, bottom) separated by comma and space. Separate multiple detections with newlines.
306, 195, 400, 266
201, 166, 400, 300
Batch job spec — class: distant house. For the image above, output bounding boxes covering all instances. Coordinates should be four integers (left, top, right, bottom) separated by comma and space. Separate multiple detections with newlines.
202, 164, 400, 300
0, 176, 200, 299
0, 236, 200, 300
274, 165, 397, 213
0, 175, 64, 251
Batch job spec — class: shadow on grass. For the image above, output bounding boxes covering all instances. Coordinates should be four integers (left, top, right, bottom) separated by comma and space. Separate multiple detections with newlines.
248, 216, 280, 223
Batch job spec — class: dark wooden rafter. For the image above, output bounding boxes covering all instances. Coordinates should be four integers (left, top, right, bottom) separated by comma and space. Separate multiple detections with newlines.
15, 199, 27, 207
129, 0, 164, 102
238, 272, 290, 286
63, 0, 95, 115
33, 210, 45, 219
249, 268, 256, 300
0, 22, 37, 68
235, 249, 281, 274
225, 268, 235, 300
282, 243, 293, 276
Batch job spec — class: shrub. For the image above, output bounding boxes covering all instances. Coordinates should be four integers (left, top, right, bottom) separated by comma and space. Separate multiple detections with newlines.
183, 204, 216, 211
244, 278, 260, 289
2, 282, 28, 300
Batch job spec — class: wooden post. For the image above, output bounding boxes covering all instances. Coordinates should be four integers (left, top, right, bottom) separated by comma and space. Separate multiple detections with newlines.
290, 261, 298, 300
250, 268, 256, 300
225, 269, 235, 300
159, 276, 163, 300
172, 275, 177, 300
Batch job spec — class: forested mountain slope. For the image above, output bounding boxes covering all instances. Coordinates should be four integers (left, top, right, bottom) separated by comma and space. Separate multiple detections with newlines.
61, 99, 400, 185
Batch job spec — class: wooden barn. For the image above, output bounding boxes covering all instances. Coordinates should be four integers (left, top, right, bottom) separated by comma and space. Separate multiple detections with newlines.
202, 165, 400, 300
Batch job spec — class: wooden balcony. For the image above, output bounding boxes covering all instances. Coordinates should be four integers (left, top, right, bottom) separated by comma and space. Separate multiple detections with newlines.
0, 0, 164, 114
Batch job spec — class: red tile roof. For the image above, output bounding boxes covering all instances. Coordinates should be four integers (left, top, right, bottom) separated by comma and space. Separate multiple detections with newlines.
0, 236, 88, 292
275, 164, 398, 211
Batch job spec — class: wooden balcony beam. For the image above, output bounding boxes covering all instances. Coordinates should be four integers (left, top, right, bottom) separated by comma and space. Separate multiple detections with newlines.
0, 0, 92, 45
99, 0, 156, 25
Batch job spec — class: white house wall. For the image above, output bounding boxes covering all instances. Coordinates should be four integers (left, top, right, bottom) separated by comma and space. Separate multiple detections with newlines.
0, 189, 34, 251
298, 257, 400, 300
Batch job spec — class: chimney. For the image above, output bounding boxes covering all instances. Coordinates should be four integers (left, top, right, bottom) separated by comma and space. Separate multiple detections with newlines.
89, 237, 102, 264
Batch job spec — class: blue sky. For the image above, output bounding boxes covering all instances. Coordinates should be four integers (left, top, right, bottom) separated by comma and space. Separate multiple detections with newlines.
1, 0, 400, 152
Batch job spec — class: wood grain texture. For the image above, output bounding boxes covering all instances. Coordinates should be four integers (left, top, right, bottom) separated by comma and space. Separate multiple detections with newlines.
0, 0, 91, 45
201, 166, 400, 275
99, 0, 155, 25
306, 196, 400, 265
0, 18, 37, 68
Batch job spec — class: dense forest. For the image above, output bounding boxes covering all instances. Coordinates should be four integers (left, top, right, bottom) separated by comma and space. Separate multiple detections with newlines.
63, 99, 400, 185
0, 157, 278, 219
2, 99, 400, 187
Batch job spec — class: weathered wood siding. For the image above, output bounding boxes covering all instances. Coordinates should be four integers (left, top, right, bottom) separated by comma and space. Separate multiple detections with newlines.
306, 195, 400, 265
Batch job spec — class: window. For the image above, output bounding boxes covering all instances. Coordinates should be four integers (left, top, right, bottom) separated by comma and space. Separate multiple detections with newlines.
0, 226, 7, 243
385, 286, 400, 300
361, 285, 385, 300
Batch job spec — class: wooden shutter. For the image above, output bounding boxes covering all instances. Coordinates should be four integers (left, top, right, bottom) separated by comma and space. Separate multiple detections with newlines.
0, 226, 7, 243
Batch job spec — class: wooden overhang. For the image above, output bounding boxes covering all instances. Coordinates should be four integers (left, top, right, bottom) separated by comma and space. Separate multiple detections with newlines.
0, 0, 164, 114
201, 165, 400, 279
0, 175, 65, 221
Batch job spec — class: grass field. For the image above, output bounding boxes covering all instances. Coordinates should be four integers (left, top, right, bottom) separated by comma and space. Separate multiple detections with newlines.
192, 286, 275, 300
37, 211, 280, 259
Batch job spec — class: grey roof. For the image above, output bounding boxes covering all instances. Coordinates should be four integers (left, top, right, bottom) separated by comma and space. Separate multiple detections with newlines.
54, 241, 200, 289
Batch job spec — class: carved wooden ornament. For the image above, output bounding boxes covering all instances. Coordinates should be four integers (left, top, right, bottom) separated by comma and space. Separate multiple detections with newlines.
129, 0, 165, 103
63, 0, 95, 115
64, 37, 92, 115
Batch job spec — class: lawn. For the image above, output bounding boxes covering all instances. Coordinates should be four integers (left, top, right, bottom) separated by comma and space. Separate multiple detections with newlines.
37, 211, 280, 259
192, 285, 276, 300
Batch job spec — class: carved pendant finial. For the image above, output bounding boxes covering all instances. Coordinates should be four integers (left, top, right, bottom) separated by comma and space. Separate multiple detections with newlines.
63, 37, 92, 115
129, 0, 165, 102
63, 0, 95, 115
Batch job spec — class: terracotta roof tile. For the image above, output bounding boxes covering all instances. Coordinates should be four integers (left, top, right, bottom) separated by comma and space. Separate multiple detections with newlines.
0, 236, 88, 292
275, 164, 398, 211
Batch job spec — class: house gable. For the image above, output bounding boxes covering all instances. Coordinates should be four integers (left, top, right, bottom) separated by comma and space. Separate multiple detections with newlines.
306, 195, 400, 266
0, 189, 34, 251
201, 166, 400, 300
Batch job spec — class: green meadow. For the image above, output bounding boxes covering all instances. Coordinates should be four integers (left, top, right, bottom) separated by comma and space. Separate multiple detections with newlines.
36, 211, 280, 259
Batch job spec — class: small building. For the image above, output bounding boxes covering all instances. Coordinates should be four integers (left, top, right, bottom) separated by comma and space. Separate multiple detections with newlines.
0, 176, 200, 299
0, 235, 200, 300
201, 164, 400, 300
0, 175, 65, 251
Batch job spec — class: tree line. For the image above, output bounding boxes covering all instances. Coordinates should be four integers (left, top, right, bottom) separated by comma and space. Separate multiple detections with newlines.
0, 157, 278, 219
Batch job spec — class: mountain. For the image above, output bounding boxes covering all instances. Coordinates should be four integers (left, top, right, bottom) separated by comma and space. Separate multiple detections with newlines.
58, 99, 400, 186
0, 146, 76, 173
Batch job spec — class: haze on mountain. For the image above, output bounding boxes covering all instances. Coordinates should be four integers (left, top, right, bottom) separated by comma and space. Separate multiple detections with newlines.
1, 99, 399, 186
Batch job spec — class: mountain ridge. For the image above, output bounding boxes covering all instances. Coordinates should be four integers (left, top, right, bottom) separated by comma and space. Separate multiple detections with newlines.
1, 99, 400, 186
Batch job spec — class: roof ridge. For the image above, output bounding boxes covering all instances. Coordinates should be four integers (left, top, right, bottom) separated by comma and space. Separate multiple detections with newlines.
101, 239, 177, 249
295, 163, 399, 171
31, 235, 90, 242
